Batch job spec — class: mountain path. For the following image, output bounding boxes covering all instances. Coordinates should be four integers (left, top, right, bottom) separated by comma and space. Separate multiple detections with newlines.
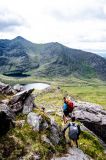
51, 147, 93, 160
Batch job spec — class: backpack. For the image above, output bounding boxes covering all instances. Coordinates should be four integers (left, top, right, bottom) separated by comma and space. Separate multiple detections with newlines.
69, 122, 78, 140
67, 100, 74, 112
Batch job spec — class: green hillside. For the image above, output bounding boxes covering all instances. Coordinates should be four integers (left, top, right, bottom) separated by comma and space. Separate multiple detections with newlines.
0, 36, 106, 80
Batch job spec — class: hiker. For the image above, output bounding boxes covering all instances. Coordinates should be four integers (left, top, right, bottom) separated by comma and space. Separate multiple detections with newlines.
63, 97, 74, 124
62, 116, 81, 148
63, 97, 69, 124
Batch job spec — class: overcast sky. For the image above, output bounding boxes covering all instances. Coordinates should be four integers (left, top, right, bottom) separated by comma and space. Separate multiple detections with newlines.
0, 0, 106, 55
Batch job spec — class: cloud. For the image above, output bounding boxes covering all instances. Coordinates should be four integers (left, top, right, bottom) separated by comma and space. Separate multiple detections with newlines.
49, 1, 106, 22
0, 8, 26, 32
0, 0, 106, 55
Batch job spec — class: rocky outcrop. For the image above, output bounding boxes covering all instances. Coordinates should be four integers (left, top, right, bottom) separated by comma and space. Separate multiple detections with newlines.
51, 147, 92, 160
27, 112, 43, 131
27, 112, 65, 146
13, 84, 24, 92
0, 82, 36, 136
0, 103, 15, 136
0, 82, 16, 95
0, 82, 35, 115
49, 118, 62, 145
9, 89, 36, 114
73, 101, 106, 143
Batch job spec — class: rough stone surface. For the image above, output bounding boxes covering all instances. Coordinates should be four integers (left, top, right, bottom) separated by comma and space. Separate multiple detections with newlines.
0, 81, 16, 95
41, 135, 54, 147
49, 118, 63, 145
51, 147, 92, 160
9, 89, 35, 114
0, 103, 15, 136
27, 112, 42, 131
73, 101, 106, 143
13, 84, 24, 92
27, 113, 65, 146
15, 120, 25, 128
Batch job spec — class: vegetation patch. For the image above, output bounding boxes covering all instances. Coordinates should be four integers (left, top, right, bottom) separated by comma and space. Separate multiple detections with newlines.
79, 131, 106, 160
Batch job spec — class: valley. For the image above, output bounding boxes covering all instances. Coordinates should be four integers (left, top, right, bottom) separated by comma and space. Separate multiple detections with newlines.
0, 73, 106, 109
0, 36, 106, 160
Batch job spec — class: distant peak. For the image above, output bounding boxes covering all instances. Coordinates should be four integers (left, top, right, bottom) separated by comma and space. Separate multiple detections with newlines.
12, 36, 33, 44
14, 36, 26, 40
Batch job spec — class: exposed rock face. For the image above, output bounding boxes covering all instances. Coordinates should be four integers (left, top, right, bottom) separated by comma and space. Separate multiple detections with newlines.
27, 112, 65, 146
27, 112, 42, 131
0, 103, 15, 136
0, 82, 36, 136
51, 147, 92, 160
13, 84, 24, 92
49, 118, 62, 145
73, 101, 106, 143
9, 89, 35, 114
0, 82, 16, 95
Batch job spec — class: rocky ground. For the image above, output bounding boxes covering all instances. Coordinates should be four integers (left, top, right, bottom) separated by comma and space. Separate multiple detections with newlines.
51, 147, 93, 160
0, 82, 106, 160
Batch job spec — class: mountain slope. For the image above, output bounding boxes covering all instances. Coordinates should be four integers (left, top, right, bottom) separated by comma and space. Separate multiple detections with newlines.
0, 36, 106, 80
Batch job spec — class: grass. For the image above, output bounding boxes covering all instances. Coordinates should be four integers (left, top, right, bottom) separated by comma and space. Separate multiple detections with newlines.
61, 85, 106, 109
0, 110, 66, 160
0, 73, 106, 109
0, 93, 6, 101
0, 75, 106, 159
79, 131, 106, 160
35, 85, 106, 160
0, 74, 51, 85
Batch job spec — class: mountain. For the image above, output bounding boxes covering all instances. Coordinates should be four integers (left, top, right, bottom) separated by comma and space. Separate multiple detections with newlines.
0, 36, 106, 80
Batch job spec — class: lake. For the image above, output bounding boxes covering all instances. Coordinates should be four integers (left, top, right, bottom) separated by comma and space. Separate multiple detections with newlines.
24, 83, 50, 90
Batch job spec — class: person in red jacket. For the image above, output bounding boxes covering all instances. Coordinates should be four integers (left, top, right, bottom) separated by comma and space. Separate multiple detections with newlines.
63, 97, 74, 124
63, 97, 69, 124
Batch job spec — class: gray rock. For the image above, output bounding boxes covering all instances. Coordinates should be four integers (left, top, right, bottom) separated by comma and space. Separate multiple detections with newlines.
9, 89, 35, 114
51, 147, 92, 160
46, 109, 56, 115
13, 84, 24, 92
73, 101, 106, 143
32, 154, 40, 160
15, 120, 25, 128
0, 103, 15, 119
0, 99, 9, 105
27, 112, 42, 131
19, 153, 40, 160
0, 81, 16, 95
41, 135, 54, 147
49, 118, 63, 145
27, 113, 65, 146
0, 103, 15, 136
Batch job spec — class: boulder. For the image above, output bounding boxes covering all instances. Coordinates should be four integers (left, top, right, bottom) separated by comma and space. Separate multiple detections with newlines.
15, 120, 25, 128
0, 81, 16, 95
0, 103, 15, 136
51, 147, 92, 160
27, 112, 42, 131
27, 112, 65, 146
41, 135, 54, 147
49, 118, 63, 145
13, 84, 24, 92
9, 89, 35, 114
73, 101, 106, 143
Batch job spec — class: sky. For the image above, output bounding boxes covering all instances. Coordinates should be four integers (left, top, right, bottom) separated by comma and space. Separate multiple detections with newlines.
0, 0, 106, 55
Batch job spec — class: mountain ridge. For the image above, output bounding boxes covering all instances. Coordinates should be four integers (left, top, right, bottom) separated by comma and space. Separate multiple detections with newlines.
0, 36, 106, 80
